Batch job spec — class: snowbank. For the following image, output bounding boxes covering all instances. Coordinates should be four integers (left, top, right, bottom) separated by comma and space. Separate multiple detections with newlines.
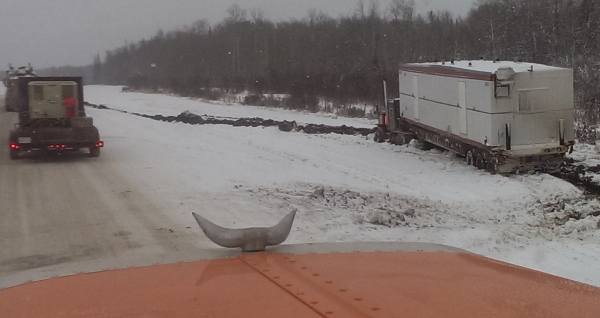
85, 85, 600, 287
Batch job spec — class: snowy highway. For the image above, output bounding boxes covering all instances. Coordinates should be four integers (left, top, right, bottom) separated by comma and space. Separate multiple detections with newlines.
0, 109, 215, 286
1, 86, 600, 288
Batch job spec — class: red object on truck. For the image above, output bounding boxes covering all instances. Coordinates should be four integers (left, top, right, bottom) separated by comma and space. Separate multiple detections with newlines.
63, 96, 77, 117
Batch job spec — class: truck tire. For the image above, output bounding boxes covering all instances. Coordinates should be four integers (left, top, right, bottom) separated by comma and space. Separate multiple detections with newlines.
374, 127, 385, 143
39, 149, 50, 159
89, 147, 100, 157
9, 149, 19, 160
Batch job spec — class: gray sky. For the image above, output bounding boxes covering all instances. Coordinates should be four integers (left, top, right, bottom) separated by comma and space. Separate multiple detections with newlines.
0, 0, 475, 69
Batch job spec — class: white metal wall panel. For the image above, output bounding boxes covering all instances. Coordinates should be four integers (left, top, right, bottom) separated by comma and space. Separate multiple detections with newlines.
418, 98, 458, 134
465, 110, 494, 146
464, 79, 495, 114
458, 82, 467, 135
399, 70, 495, 144
413, 75, 419, 120
416, 73, 457, 104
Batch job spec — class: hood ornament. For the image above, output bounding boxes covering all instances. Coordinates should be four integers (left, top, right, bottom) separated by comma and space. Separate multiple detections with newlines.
192, 209, 296, 252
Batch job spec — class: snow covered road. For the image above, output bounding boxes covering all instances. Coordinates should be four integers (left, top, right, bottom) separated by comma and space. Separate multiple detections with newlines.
2, 85, 599, 288
0, 110, 215, 284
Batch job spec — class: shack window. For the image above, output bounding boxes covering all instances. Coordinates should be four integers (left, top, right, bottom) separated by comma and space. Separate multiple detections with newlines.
496, 84, 510, 98
518, 88, 548, 113
61, 85, 75, 98
32, 85, 44, 101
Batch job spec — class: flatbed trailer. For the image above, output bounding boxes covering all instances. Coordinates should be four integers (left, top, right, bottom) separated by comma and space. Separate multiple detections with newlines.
7, 76, 103, 159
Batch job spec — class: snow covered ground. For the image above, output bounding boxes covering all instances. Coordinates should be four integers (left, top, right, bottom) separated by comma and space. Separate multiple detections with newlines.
85, 85, 600, 287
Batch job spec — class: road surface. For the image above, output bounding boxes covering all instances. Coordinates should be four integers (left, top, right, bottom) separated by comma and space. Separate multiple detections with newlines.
0, 103, 213, 286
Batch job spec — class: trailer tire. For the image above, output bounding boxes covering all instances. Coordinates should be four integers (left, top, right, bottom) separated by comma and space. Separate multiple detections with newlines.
397, 133, 414, 146
390, 132, 407, 145
465, 150, 475, 166
486, 159, 498, 174
475, 154, 486, 170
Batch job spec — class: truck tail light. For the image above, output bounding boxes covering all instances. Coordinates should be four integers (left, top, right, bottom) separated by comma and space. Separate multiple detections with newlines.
10, 143, 20, 150
95, 141, 104, 148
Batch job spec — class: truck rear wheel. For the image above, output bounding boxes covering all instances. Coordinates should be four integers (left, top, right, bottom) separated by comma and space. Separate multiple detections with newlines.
374, 127, 385, 143
89, 147, 100, 157
9, 149, 19, 160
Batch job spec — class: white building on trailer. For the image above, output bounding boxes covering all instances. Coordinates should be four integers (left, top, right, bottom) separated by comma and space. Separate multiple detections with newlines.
394, 60, 574, 173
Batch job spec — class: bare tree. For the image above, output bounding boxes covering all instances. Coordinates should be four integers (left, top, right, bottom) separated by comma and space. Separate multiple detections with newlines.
355, 0, 366, 19
250, 7, 264, 23
186, 19, 209, 35
227, 4, 247, 23
368, 0, 381, 19
388, 0, 414, 21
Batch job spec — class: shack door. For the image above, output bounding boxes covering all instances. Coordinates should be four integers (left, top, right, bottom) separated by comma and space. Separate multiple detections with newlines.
458, 81, 467, 135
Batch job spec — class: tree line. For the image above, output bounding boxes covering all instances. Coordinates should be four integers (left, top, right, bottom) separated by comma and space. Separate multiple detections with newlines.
94, 0, 600, 140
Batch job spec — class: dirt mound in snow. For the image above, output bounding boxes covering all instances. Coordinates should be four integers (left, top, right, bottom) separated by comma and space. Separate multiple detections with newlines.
265, 185, 450, 229
149, 111, 374, 136
257, 184, 599, 242
85, 102, 374, 136
537, 198, 600, 235
556, 162, 600, 195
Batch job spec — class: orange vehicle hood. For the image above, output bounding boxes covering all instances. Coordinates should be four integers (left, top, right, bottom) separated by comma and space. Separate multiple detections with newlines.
1, 242, 600, 317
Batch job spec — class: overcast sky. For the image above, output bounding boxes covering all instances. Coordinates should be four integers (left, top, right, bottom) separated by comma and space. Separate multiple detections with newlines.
0, 0, 475, 69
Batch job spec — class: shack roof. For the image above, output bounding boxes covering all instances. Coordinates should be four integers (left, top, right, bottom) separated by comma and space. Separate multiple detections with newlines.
400, 60, 566, 81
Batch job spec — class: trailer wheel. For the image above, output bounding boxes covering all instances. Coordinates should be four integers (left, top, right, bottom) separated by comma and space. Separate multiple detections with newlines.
475, 154, 486, 170
465, 150, 475, 166
414, 140, 434, 151
393, 132, 414, 146
486, 159, 498, 175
